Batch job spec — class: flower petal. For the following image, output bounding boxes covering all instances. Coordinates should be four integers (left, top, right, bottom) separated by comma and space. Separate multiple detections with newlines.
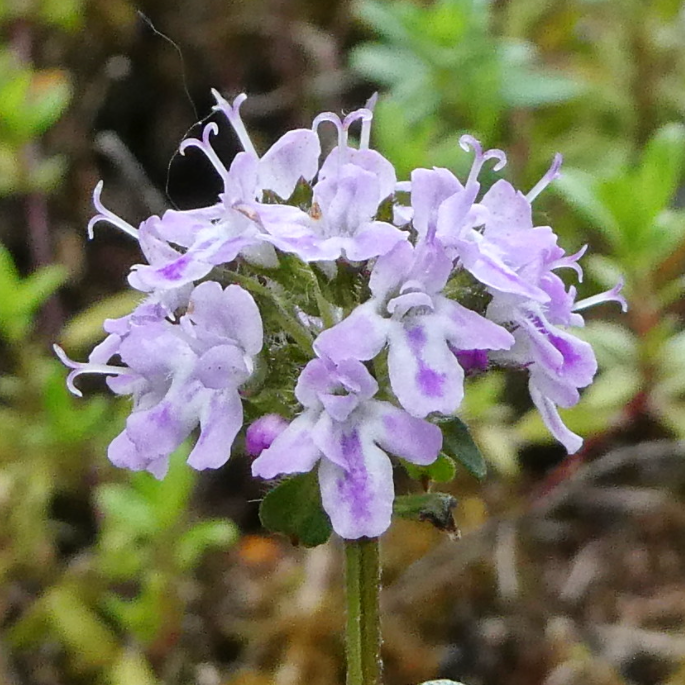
410, 167, 462, 237
436, 297, 514, 351
342, 221, 407, 261
387, 318, 464, 417
259, 129, 321, 199
318, 429, 394, 539
314, 302, 389, 362
530, 382, 582, 454
187, 388, 243, 469
251, 411, 322, 479
188, 282, 263, 356
367, 401, 442, 465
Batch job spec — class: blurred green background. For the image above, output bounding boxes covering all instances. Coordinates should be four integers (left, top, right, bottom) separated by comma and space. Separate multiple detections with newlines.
1, 0, 685, 683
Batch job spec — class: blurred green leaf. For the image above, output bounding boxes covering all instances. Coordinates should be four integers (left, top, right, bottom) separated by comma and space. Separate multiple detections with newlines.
553, 169, 620, 245
96, 484, 158, 536
176, 519, 237, 570
636, 123, 685, 228
45, 586, 118, 672
40, 0, 84, 30
259, 471, 332, 547
0, 246, 68, 342
439, 416, 487, 479
109, 648, 159, 685
59, 291, 143, 349
502, 69, 585, 108
394, 492, 458, 534
402, 454, 457, 483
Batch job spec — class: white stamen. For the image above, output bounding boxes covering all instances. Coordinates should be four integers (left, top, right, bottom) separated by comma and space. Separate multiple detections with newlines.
574, 280, 628, 313
459, 135, 507, 187
180, 122, 230, 188
343, 108, 373, 150
87, 181, 139, 240
53, 344, 130, 397
527, 153, 563, 202
211, 89, 258, 157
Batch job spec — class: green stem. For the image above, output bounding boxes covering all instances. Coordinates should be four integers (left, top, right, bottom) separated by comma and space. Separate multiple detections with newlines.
345, 537, 381, 685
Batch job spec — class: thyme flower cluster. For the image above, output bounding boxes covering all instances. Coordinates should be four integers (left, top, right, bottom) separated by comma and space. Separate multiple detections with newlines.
57, 92, 625, 539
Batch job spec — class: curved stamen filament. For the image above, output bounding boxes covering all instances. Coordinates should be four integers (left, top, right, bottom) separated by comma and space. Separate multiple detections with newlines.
53, 344, 131, 397
459, 135, 507, 187
343, 108, 373, 150
527, 153, 563, 202
87, 181, 139, 240
361, 93, 378, 149
211, 90, 258, 157
574, 280, 628, 313
180, 122, 231, 189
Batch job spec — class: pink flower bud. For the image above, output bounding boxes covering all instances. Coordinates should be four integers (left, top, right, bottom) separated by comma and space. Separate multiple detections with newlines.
245, 414, 289, 456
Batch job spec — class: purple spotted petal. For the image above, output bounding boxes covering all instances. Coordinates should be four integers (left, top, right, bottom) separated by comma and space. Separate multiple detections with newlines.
519, 313, 597, 388
129, 249, 215, 292
318, 429, 394, 539
251, 411, 322, 479
387, 318, 464, 417
455, 235, 550, 301
125, 378, 204, 458
480, 179, 532, 234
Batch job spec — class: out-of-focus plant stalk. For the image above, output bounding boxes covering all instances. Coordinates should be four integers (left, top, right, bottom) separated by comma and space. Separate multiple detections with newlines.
345, 537, 381, 685
11, 19, 65, 337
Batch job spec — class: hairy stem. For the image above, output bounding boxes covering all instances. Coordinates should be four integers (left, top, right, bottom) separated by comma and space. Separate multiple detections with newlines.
345, 537, 381, 685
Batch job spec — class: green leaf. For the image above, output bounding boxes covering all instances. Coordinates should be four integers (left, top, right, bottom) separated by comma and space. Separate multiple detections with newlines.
439, 416, 487, 479
259, 471, 332, 547
502, 70, 584, 108
109, 648, 159, 685
96, 484, 158, 536
59, 291, 143, 349
175, 520, 238, 570
44, 587, 118, 671
402, 454, 457, 483
19, 264, 68, 311
636, 123, 685, 227
394, 492, 458, 534
553, 168, 620, 246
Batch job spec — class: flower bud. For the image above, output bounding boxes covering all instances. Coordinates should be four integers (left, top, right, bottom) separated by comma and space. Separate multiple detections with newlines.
245, 414, 289, 456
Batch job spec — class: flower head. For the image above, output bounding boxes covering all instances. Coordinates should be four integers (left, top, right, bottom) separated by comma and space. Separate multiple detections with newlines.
252, 357, 442, 538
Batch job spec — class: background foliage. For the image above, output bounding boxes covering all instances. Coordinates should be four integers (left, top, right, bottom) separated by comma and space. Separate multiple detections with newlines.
1, 0, 685, 683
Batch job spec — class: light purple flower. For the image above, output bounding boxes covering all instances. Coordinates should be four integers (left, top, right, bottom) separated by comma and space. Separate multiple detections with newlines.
254, 106, 407, 262
251, 357, 442, 539
55, 282, 263, 478
487, 275, 627, 453
89, 92, 322, 291
314, 239, 514, 418
408, 138, 568, 303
